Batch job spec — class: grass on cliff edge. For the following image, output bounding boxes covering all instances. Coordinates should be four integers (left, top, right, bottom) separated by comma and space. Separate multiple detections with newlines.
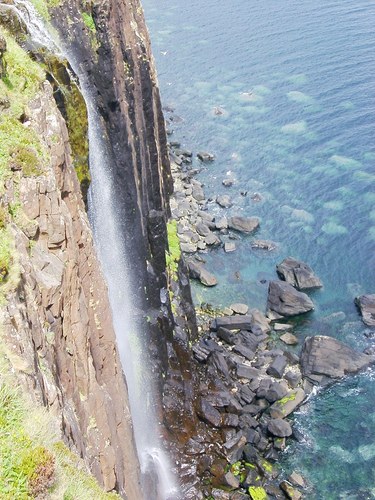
166, 220, 181, 280
0, 379, 120, 499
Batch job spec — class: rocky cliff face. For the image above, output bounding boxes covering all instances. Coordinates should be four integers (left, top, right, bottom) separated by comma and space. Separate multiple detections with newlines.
0, 77, 142, 497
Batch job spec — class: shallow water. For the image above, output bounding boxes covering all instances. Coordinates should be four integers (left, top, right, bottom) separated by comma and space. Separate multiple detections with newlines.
142, 0, 375, 496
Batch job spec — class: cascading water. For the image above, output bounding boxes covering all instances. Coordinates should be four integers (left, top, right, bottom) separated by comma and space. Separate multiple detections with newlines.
7, 2, 179, 498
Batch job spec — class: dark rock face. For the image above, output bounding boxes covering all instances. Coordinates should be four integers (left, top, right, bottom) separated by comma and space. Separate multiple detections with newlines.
228, 216, 260, 234
276, 257, 322, 290
300, 336, 375, 384
267, 280, 314, 317
355, 294, 375, 326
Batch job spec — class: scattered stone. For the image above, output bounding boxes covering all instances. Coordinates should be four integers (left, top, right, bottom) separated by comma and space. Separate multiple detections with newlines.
215, 217, 228, 230
216, 195, 232, 208
222, 178, 234, 187
174, 148, 192, 157
273, 323, 293, 332
211, 315, 253, 331
355, 294, 375, 326
180, 242, 197, 253
205, 233, 221, 246
192, 185, 205, 201
230, 303, 249, 315
251, 239, 277, 251
284, 370, 302, 389
197, 399, 222, 427
187, 261, 218, 287
251, 192, 262, 202
276, 257, 322, 290
280, 332, 298, 345
197, 151, 215, 162
196, 223, 211, 237
217, 327, 235, 344
265, 381, 288, 403
280, 481, 302, 500
288, 471, 306, 488
224, 241, 236, 253
267, 355, 288, 378
267, 280, 314, 317
300, 336, 375, 385
233, 344, 255, 361
268, 419, 293, 438
250, 309, 271, 334
228, 216, 260, 234
237, 364, 260, 380
222, 471, 240, 489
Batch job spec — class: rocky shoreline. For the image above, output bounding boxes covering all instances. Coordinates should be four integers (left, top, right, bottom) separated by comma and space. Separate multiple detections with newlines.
166, 126, 375, 499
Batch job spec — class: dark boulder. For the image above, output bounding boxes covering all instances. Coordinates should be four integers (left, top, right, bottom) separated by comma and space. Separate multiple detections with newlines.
267, 355, 288, 379
197, 151, 215, 162
197, 399, 222, 427
267, 280, 314, 317
276, 257, 323, 290
187, 260, 218, 287
211, 315, 253, 331
355, 294, 375, 326
268, 418, 293, 437
228, 216, 260, 234
300, 335, 375, 385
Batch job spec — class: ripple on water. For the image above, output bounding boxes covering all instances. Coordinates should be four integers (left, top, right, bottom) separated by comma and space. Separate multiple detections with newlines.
323, 200, 344, 211
287, 90, 314, 103
321, 220, 348, 235
281, 121, 307, 134
330, 154, 361, 169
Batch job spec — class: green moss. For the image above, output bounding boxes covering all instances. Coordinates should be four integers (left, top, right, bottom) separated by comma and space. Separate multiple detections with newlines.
249, 486, 268, 500
260, 459, 273, 474
0, 228, 12, 284
29, 0, 61, 21
277, 391, 297, 406
165, 220, 181, 280
82, 12, 96, 33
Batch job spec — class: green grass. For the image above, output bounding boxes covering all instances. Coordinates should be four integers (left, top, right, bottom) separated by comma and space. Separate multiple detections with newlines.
29, 0, 61, 21
82, 12, 96, 34
0, 227, 12, 285
0, 380, 120, 499
165, 220, 181, 280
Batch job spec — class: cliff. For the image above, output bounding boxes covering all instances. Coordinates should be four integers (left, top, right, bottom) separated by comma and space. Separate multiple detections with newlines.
0, 28, 141, 497
1, 0, 202, 496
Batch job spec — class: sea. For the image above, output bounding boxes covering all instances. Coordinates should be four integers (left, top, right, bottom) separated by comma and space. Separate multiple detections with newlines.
141, 0, 375, 497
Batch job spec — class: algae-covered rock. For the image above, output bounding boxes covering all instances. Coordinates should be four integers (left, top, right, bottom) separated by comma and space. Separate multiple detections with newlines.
248, 486, 268, 500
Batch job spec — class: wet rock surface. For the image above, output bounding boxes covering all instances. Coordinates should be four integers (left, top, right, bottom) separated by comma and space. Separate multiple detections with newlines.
276, 257, 322, 290
300, 336, 375, 385
355, 294, 375, 326
267, 280, 315, 318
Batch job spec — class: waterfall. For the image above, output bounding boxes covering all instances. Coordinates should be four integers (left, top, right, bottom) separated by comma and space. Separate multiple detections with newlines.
7, 3, 179, 498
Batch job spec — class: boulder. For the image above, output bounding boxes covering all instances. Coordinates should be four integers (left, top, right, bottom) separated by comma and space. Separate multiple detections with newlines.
251, 239, 276, 251
196, 222, 211, 237
280, 481, 302, 500
273, 323, 293, 332
224, 241, 236, 252
267, 355, 288, 378
355, 294, 375, 326
216, 195, 232, 208
276, 257, 322, 290
197, 151, 215, 162
267, 280, 314, 317
265, 381, 288, 403
215, 217, 228, 230
230, 303, 249, 315
228, 216, 260, 234
222, 178, 234, 187
288, 471, 306, 488
187, 261, 217, 287
211, 315, 253, 331
197, 399, 222, 427
269, 388, 305, 419
205, 233, 221, 246
268, 418, 293, 437
300, 336, 375, 384
280, 332, 298, 345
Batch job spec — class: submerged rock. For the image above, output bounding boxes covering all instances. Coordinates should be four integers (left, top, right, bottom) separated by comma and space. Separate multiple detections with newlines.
355, 294, 375, 326
228, 216, 260, 234
216, 194, 232, 208
251, 239, 277, 251
188, 260, 218, 287
267, 280, 314, 318
276, 257, 322, 290
230, 303, 249, 315
300, 336, 375, 385
197, 151, 215, 162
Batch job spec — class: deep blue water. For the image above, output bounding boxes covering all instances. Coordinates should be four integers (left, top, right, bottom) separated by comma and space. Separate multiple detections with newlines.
142, 0, 375, 497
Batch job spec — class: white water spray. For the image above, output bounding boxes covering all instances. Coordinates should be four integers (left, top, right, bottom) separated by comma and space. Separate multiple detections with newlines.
9, 3, 179, 497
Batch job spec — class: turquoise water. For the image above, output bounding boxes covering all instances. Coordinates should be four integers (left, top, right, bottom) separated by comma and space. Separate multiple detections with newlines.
142, 0, 375, 496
